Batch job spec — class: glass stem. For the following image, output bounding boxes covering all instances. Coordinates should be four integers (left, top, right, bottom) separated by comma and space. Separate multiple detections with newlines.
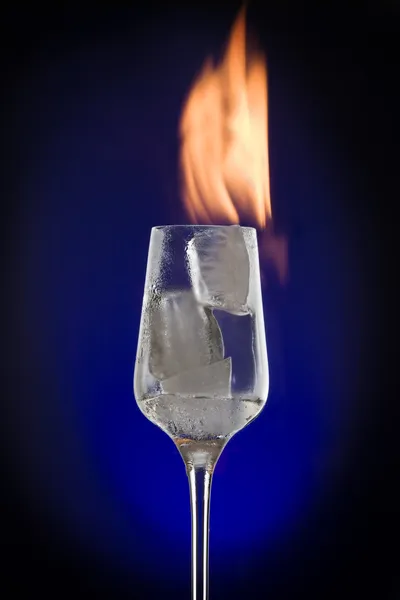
188, 465, 213, 600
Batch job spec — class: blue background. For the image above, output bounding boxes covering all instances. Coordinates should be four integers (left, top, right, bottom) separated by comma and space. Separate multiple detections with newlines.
1, 3, 397, 599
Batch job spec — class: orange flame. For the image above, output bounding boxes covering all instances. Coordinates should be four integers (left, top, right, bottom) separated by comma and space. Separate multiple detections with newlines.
179, 8, 271, 229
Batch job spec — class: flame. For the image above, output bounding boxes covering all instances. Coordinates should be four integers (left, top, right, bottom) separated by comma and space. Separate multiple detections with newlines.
179, 8, 271, 229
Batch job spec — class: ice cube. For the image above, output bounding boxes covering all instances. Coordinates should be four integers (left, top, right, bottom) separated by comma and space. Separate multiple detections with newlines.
187, 226, 250, 315
149, 290, 224, 380
161, 357, 232, 396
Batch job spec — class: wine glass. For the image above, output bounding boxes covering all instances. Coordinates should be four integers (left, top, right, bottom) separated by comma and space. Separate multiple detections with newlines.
134, 225, 269, 599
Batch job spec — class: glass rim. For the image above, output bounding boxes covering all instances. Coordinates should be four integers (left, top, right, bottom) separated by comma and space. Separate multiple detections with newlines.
152, 224, 257, 233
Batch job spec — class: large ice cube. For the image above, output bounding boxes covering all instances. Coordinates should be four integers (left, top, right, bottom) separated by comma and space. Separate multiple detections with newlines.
187, 226, 250, 315
149, 290, 224, 380
161, 357, 232, 396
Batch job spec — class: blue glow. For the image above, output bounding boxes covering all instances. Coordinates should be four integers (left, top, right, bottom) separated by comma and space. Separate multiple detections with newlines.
13, 32, 359, 581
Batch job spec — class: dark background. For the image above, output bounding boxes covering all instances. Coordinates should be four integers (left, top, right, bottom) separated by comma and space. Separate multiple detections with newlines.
1, 2, 398, 598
